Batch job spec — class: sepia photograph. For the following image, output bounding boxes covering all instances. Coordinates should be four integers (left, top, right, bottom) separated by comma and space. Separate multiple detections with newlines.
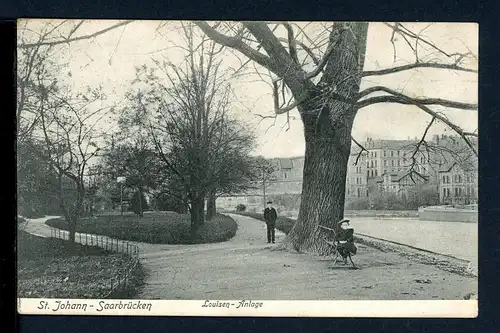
16, 20, 478, 317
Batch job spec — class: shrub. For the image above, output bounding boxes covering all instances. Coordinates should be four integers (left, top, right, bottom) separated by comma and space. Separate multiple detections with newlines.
232, 211, 296, 234
345, 197, 370, 210
45, 212, 238, 245
267, 193, 301, 212
235, 203, 246, 212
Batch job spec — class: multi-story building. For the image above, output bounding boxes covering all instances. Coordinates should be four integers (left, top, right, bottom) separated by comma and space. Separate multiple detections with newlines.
438, 157, 478, 205
217, 135, 478, 210
375, 171, 429, 196
216, 156, 303, 211
346, 152, 368, 198
346, 137, 432, 199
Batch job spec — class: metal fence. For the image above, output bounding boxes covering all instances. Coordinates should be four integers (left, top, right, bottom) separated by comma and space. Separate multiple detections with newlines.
49, 227, 140, 298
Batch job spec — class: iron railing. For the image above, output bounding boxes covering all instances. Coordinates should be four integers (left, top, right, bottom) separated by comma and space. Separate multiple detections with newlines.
49, 227, 140, 298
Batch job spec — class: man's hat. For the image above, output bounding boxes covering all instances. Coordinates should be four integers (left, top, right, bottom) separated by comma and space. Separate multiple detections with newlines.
337, 219, 350, 226
267, 201, 273, 204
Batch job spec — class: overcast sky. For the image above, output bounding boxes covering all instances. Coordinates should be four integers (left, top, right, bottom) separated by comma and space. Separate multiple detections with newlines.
20, 20, 478, 158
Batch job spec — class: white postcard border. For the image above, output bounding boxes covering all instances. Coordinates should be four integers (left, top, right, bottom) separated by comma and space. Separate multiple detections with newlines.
18, 299, 478, 318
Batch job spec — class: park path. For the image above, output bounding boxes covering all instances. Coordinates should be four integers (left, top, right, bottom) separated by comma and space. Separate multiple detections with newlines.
20, 214, 476, 300
134, 214, 476, 300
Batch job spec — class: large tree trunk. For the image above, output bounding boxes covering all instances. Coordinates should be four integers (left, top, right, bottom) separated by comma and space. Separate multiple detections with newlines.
190, 196, 205, 239
283, 22, 368, 254
206, 190, 216, 220
284, 108, 354, 254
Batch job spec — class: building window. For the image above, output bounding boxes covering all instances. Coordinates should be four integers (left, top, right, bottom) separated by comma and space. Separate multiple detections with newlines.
391, 151, 394, 157
357, 188, 361, 197
375, 152, 377, 158
391, 160, 395, 167
284, 172, 288, 179
383, 151, 387, 157
375, 170, 378, 177
367, 171, 370, 178
384, 160, 387, 166
443, 189, 447, 197
442, 176, 446, 184
397, 160, 400, 166
397, 150, 400, 156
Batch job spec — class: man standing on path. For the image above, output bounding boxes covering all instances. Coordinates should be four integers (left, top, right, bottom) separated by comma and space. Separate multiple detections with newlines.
264, 201, 277, 243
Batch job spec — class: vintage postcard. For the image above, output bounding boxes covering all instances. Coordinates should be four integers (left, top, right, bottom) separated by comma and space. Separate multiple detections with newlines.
17, 20, 478, 317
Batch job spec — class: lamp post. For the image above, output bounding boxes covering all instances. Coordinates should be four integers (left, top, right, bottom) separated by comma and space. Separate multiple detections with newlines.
117, 177, 126, 223
262, 168, 267, 211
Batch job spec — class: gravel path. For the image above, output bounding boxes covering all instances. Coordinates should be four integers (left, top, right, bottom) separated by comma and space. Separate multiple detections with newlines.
135, 214, 477, 300
20, 214, 477, 300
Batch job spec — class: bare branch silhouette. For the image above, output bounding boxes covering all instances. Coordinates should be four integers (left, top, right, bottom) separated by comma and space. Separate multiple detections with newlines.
18, 20, 134, 49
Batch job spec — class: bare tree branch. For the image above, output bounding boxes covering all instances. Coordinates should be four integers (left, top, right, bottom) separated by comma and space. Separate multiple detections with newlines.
351, 136, 368, 166
357, 86, 477, 110
357, 89, 477, 156
18, 20, 134, 49
304, 36, 338, 79
282, 22, 299, 65
194, 21, 276, 72
362, 62, 477, 77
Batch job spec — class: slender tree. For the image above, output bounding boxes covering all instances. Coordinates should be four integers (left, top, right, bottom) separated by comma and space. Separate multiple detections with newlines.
205, 118, 257, 220
129, 23, 258, 234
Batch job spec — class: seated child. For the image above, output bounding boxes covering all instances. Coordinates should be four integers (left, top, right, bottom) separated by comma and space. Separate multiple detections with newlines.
337, 219, 357, 263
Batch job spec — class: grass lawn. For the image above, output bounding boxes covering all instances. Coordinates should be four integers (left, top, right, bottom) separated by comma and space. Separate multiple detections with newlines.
17, 230, 144, 298
45, 212, 238, 244
232, 211, 296, 234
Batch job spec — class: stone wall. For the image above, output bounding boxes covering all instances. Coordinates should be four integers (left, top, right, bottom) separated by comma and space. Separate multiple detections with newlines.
418, 207, 478, 223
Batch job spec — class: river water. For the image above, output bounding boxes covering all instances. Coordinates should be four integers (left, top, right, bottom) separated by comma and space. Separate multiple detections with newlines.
291, 214, 477, 264
346, 217, 477, 263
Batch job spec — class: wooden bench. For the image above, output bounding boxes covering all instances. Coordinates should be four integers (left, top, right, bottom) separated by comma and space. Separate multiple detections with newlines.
318, 224, 356, 267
